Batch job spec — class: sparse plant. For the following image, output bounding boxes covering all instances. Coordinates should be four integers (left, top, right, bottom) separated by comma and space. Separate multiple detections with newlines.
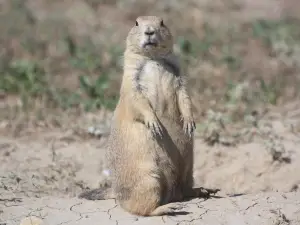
78, 74, 118, 111
240, 113, 291, 163
252, 19, 300, 68
199, 110, 236, 146
0, 59, 46, 110
0, 59, 45, 95
199, 108, 292, 163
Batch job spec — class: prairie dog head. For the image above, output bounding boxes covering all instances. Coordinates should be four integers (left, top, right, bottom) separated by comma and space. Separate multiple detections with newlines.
126, 16, 173, 57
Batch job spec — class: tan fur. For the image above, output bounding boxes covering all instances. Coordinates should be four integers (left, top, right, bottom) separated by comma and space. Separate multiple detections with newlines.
79, 16, 219, 216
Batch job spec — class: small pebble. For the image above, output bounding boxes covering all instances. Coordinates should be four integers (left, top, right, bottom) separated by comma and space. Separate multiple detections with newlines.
20, 216, 46, 225
102, 169, 111, 177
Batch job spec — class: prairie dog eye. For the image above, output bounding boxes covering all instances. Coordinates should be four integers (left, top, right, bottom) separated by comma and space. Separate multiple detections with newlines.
135, 21, 139, 26
160, 20, 164, 27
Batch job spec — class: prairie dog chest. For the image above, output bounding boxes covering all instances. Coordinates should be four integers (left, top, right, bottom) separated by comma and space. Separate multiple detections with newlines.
138, 60, 178, 102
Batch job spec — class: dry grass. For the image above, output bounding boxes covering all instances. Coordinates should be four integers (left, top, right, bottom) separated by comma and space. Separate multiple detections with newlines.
1, 0, 300, 143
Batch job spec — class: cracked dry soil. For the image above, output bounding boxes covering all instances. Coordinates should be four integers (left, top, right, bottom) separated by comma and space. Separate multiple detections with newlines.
0, 122, 300, 224
2, 192, 300, 225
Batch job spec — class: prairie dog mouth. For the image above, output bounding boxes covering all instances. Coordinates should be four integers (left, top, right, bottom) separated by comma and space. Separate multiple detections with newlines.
143, 41, 158, 48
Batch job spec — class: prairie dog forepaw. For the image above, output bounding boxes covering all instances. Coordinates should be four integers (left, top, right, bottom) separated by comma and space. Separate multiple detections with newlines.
145, 114, 163, 138
183, 117, 196, 137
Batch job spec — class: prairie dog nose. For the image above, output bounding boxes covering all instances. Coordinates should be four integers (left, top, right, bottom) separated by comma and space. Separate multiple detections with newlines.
144, 27, 155, 36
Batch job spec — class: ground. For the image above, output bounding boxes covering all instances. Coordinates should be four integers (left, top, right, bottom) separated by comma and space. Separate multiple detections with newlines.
2, 192, 300, 225
1, 0, 300, 224
1, 115, 300, 224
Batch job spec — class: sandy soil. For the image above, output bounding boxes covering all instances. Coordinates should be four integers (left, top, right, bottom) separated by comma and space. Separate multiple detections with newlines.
2, 192, 300, 225
1, 121, 300, 224
1, 119, 299, 200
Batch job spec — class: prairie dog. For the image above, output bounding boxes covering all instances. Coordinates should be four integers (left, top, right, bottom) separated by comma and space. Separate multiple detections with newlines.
79, 16, 219, 216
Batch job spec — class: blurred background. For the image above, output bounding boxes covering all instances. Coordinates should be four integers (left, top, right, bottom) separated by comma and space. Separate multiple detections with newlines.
1, 0, 300, 198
